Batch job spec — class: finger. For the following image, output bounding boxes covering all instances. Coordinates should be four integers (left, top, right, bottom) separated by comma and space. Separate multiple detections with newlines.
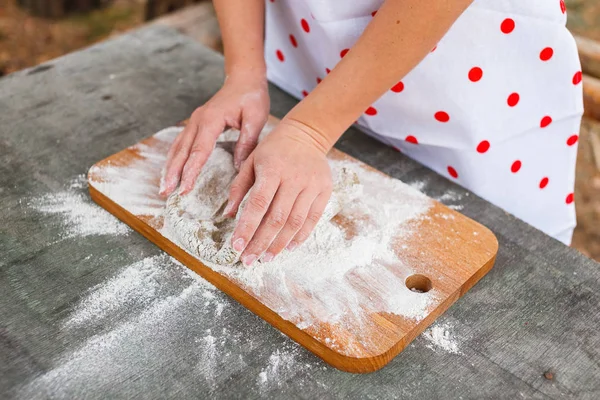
231, 175, 280, 265
160, 124, 198, 196
178, 121, 225, 195
264, 189, 316, 260
241, 184, 302, 263
223, 156, 255, 218
234, 108, 265, 170
287, 191, 330, 251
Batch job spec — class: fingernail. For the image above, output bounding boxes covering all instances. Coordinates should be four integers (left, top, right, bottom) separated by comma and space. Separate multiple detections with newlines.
286, 241, 298, 251
223, 201, 234, 216
233, 238, 245, 252
262, 252, 274, 263
242, 254, 257, 266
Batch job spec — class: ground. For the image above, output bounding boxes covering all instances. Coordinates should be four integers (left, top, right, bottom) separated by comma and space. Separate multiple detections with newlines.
1, 0, 599, 261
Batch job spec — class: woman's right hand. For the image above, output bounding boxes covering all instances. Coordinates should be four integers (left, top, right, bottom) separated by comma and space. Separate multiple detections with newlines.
159, 71, 270, 197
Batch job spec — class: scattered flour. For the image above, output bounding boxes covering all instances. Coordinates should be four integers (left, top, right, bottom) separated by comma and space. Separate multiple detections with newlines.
422, 322, 462, 354
28, 176, 130, 239
409, 179, 465, 211
257, 348, 299, 391
64, 255, 175, 329
19, 255, 239, 398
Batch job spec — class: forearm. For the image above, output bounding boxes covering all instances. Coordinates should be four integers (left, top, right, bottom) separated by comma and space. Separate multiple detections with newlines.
213, 0, 266, 79
285, 0, 473, 151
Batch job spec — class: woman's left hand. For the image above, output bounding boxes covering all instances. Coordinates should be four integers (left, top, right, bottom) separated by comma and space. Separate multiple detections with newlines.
223, 119, 333, 266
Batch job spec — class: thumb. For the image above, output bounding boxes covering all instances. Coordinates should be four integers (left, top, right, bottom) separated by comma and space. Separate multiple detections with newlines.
234, 109, 263, 170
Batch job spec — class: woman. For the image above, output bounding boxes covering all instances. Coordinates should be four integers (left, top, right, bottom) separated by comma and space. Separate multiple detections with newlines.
160, 0, 583, 266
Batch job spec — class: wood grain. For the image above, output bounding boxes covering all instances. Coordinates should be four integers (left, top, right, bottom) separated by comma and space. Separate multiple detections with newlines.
88, 118, 498, 373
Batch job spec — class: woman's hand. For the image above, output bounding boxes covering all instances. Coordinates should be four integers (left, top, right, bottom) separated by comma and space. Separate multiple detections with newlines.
223, 119, 333, 266
159, 71, 269, 197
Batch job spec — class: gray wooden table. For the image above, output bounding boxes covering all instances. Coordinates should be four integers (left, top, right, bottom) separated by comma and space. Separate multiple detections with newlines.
1, 26, 599, 400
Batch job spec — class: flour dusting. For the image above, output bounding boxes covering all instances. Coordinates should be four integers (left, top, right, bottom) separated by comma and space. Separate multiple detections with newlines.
19, 255, 241, 398
29, 176, 130, 239
422, 322, 461, 354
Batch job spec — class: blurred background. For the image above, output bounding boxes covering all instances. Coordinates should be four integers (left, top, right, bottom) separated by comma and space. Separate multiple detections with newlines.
1, 0, 599, 261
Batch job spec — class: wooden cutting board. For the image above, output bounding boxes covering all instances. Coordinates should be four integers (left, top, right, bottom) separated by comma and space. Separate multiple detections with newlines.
88, 117, 498, 373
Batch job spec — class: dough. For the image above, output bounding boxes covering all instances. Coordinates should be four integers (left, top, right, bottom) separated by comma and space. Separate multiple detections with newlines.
164, 141, 361, 266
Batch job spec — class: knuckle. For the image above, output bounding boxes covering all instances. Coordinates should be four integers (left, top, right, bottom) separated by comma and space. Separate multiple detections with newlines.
294, 229, 310, 244
229, 182, 243, 196
287, 213, 305, 231
249, 193, 270, 211
267, 210, 287, 229
189, 146, 208, 158
248, 239, 269, 255
306, 211, 322, 225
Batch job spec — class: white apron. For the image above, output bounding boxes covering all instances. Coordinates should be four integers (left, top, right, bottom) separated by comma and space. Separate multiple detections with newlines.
264, 0, 584, 244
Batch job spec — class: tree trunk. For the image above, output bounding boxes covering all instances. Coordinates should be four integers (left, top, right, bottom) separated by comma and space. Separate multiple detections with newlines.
17, 0, 113, 19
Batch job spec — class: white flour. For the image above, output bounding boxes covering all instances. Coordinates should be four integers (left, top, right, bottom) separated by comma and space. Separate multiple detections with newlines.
422, 322, 462, 354
20, 255, 238, 398
29, 175, 130, 238
409, 179, 465, 210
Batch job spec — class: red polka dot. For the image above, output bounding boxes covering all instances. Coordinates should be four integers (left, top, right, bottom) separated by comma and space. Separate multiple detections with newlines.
567, 135, 578, 146
371, 10, 378, 17
540, 116, 553, 128
573, 71, 582, 85
539, 177, 549, 189
566, 193, 574, 204
365, 106, 377, 116
302, 90, 309, 97
289, 34, 298, 48
447, 166, 458, 179
316, 77, 322, 84
340, 48, 350, 58
476, 140, 490, 153
405, 135, 418, 144
391, 81, 404, 93
393, 146, 402, 153
431, 45, 437, 53
276, 49, 284, 62
301, 18, 310, 33
325, 68, 331, 74
560, 0, 566, 14
507, 92, 520, 107
511, 160, 522, 173
501, 18, 515, 34
540, 47, 554, 61
468, 67, 483, 82
434, 111, 450, 123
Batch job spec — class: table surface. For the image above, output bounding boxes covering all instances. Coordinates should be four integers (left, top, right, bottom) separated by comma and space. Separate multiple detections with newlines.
1, 26, 599, 400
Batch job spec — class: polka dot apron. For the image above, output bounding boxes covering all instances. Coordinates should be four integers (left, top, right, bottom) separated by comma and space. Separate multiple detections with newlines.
264, 0, 584, 244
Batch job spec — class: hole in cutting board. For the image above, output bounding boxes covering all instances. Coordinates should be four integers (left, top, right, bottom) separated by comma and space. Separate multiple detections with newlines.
405, 274, 432, 293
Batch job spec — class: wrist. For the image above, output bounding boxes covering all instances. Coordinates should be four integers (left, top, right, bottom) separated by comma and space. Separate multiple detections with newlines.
226, 63, 267, 84
279, 117, 336, 155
